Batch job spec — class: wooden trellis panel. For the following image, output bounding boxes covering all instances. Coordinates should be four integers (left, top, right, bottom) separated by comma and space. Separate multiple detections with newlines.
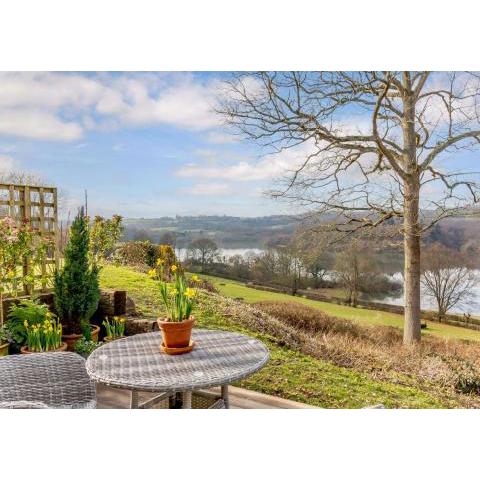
0, 183, 59, 297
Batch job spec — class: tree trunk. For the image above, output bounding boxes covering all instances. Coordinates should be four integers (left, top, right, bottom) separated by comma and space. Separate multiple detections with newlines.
403, 177, 422, 344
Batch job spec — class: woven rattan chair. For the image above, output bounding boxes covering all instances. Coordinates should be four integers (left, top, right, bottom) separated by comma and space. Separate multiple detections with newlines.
0, 352, 96, 409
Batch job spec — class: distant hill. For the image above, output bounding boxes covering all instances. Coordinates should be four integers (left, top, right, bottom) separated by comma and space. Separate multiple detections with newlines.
122, 215, 302, 248
121, 212, 480, 262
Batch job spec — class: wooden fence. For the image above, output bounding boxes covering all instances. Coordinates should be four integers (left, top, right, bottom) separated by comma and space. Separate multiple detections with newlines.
0, 183, 59, 297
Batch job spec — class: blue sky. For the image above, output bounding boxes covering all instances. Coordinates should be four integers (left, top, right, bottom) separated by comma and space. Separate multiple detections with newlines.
1, 72, 479, 220
0, 72, 291, 218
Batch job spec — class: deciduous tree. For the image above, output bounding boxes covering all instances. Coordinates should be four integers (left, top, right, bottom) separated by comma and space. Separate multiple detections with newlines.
187, 237, 219, 272
421, 243, 477, 320
219, 72, 480, 343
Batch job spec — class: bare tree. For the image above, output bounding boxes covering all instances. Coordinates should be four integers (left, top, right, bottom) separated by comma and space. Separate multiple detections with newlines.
219, 72, 480, 344
187, 237, 219, 272
334, 240, 378, 306
250, 250, 277, 283
159, 231, 177, 250
421, 243, 478, 320
293, 228, 332, 287
271, 240, 303, 295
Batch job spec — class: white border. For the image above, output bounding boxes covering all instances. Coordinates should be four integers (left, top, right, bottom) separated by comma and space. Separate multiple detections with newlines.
1, 0, 480, 477
1, 409, 479, 479
0, 0, 479, 70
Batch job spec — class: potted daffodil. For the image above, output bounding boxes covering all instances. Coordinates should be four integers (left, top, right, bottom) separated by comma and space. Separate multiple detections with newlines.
102, 316, 126, 342
150, 264, 199, 354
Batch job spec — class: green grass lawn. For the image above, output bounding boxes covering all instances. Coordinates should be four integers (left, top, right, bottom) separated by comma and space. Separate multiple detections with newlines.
99, 265, 462, 408
202, 274, 480, 342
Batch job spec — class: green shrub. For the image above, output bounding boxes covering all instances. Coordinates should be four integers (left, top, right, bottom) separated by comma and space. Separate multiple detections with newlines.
74, 338, 101, 357
0, 324, 10, 345
114, 241, 159, 268
54, 208, 100, 334
6, 298, 52, 347
89, 214, 123, 263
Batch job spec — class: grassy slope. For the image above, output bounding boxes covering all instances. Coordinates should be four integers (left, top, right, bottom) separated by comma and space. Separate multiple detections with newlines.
100, 264, 457, 408
201, 275, 480, 342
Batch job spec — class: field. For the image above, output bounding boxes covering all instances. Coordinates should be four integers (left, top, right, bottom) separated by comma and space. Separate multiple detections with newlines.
99, 265, 474, 408
202, 275, 480, 342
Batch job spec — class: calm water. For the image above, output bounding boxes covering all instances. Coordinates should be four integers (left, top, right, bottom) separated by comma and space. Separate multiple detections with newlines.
378, 271, 480, 315
177, 246, 480, 315
176, 247, 264, 261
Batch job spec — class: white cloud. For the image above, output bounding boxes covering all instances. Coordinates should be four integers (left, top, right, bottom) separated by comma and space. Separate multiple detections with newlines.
0, 72, 222, 141
176, 143, 311, 182
0, 109, 82, 141
0, 154, 18, 173
188, 183, 231, 195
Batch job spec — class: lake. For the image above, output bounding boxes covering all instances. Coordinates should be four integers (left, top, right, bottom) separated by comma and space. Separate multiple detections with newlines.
177, 246, 480, 315
378, 272, 480, 315
176, 247, 264, 261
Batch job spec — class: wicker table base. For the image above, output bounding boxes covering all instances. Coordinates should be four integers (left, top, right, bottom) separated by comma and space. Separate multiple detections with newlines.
130, 387, 227, 409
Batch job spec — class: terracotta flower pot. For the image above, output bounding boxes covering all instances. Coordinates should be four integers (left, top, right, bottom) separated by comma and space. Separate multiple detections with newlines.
91, 324, 100, 343
0, 342, 9, 357
20, 342, 68, 354
62, 324, 100, 351
158, 317, 195, 350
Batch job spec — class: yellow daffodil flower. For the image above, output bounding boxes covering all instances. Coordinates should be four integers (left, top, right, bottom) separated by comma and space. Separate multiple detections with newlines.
148, 269, 157, 278
156, 258, 164, 266
185, 287, 196, 299
191, 274, 200, 282
171, 265, 177, 273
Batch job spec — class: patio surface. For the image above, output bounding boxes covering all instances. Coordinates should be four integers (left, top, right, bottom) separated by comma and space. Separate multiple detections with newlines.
96, 384, 315, 409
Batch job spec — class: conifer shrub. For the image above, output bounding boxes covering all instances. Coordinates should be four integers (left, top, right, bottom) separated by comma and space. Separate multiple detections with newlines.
54, 208, 100, 334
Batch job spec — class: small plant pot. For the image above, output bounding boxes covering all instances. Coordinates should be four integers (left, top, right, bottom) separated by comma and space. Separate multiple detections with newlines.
91, 324, 100, 342
157, 317, 195, 352
104, 335, 125, 343
0, 342, 9, 357
20, 342, 68, 354
62, 324, 100, 351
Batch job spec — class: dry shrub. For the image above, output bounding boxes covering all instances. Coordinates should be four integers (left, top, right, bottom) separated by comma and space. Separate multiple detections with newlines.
209, 296, 480, 405
256, 301, 363, 337
188, 277, 218, 294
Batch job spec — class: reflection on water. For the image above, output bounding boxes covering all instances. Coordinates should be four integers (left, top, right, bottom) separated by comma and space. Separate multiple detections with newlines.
176, 247, 264, 261
377, 272, 480, 315
176, 247, 480, 315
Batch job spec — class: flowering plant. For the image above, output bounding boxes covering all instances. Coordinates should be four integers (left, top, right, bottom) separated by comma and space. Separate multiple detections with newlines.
149, 264, 199, 322
102, 315, 125, 338
24, 312, 62, 352
0, 216, 51, 323
89, 214, 123, 264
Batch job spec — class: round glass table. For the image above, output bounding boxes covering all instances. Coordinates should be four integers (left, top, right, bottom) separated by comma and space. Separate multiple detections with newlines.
86, 329, 270, 408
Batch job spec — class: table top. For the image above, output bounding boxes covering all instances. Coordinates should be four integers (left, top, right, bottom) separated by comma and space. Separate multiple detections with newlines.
85, 329, 269, 392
